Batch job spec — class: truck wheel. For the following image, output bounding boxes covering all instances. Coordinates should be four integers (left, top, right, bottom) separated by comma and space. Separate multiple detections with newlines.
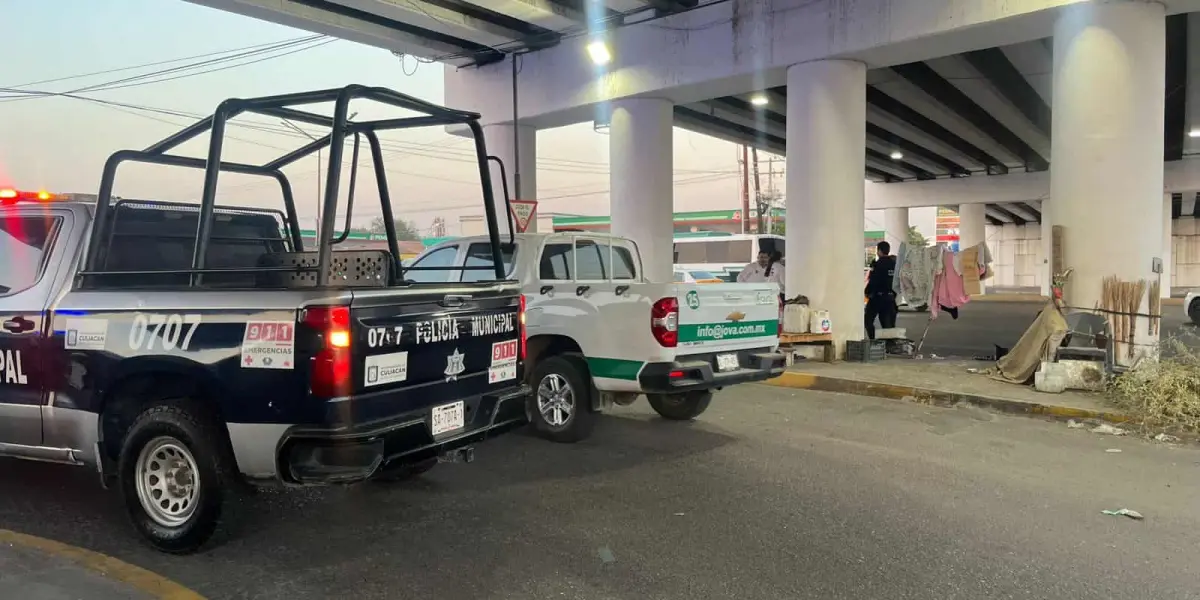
647, 391, 713, 421
117, 401, 232, 555
371, 457, 438, 482
1190, 299, 1200, 325
528, 355, 595, 443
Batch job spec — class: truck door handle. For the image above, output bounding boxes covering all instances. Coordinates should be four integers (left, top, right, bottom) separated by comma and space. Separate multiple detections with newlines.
575, 285, 590, 296
539, 285, 554, 295
2, 317, 34, 333
615, 285, 629, 295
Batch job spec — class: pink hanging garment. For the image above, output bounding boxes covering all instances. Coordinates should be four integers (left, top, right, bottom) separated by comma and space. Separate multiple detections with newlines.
930, 250, 971, 319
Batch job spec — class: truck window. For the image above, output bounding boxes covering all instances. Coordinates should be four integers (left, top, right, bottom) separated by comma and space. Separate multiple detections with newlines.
611, 246, 637, 280
539, 243, 572, 280
575, 239, 607, 280
0, 214, 61, 297
406, 245, 458, 282
460, 242, 517, 282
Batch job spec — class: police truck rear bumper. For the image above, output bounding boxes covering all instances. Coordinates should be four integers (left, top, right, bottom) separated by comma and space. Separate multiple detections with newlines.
276, 384, 530, 485
638, 348, 786, 394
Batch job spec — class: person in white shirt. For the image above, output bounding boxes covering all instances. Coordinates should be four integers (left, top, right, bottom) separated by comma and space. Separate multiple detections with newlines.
737, 251, 771, 283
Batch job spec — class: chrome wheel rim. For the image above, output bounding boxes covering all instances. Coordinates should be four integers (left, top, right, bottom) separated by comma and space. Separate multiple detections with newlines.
537, 373, 574, 428
135, 436, 200, 528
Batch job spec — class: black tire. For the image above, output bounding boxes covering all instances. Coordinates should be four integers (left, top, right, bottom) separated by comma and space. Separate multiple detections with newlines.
371, 457, 438, 482
527, 355, 595, 443
647, 391, 713, 421
117, 401, 233, 555
1190, 299, 1200, 326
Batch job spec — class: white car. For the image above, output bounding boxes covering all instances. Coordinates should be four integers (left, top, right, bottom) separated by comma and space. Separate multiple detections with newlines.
1187, 290, 1199, 325
408, 232, 786, 442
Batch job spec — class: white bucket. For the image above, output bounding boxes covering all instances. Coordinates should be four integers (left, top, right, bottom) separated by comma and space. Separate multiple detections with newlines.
783, 304, 811, 333
809, 310, 832, 334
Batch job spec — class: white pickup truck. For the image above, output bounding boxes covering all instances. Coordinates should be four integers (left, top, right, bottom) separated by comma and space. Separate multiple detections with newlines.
407, 233, 786, 442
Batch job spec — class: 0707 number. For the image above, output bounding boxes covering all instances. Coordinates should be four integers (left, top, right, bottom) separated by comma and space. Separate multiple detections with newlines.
129, 313, 202, 351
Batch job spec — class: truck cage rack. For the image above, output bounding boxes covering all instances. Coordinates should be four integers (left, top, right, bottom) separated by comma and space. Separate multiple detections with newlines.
79, 84, 512, 288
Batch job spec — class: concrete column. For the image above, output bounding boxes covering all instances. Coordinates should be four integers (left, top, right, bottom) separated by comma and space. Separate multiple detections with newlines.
783, 59, 868, 354
1051, 0, 1166, 359
883, 207, 909, 250
1040, 215, 1053, 296
1163, 193, 1173, 298
609, 98, 674, 283
483, 124, 538, 233
958, 203, 987, 249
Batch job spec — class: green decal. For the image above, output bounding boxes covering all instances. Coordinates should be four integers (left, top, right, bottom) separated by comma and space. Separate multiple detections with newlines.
678, 320, 778, 343
685, 290, 700, 310
586, 357, 644, 381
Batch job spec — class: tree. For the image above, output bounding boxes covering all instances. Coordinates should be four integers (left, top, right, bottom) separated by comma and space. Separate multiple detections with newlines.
368, 217, 422, 241
906, 225, 928, 248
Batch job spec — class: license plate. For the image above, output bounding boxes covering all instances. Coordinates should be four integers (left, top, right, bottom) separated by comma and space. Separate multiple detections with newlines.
430, 401, 465, 436
716, 353, 739, 372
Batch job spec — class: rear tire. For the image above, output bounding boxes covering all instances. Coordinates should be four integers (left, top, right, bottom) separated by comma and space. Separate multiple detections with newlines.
117, 401, 233, 555
647, 391, 713, 421
1190, 299, 1200, 326
371, 457, 438, 482
528, 355, 596, 443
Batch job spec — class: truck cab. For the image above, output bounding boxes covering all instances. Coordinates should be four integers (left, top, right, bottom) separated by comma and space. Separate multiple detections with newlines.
410, 232, 786, 442
0, 86, 528, 554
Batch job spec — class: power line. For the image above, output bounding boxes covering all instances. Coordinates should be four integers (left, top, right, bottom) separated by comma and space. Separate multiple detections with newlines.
2, 35, 327, 89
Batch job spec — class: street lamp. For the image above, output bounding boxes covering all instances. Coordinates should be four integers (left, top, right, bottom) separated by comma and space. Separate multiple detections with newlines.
281, 111, 357, 238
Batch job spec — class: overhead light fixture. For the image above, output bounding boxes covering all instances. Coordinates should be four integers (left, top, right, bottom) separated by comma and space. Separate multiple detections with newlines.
749, 94, 769, 107
890, 151, 904, 160
587, 40, 611, 66
1189, 129, 1200, 138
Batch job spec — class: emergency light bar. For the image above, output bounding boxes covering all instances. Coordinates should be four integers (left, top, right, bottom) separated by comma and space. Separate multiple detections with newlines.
0, 188, 58, 203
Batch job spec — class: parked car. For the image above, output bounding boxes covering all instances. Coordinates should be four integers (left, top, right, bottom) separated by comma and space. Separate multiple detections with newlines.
0, 85, 529, 554
408, 233, 786, 443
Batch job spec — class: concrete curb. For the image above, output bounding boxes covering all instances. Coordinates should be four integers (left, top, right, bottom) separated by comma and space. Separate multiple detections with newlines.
766, 371, 1130, 424
971, 294, 1184, 307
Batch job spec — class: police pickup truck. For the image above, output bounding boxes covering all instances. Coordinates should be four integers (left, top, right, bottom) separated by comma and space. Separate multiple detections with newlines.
409, 233, 786, 442
0, 86, 528, 554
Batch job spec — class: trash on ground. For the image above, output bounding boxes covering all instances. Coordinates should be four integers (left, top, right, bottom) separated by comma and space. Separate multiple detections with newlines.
598, 546, 616, 563
1101, 508, 1144, 520
1105, 448, 1122, 453
673, 512, 685, 516
966, 367, 983, 374
1067, 419, 1088, 429
1091, 423, 1128, 436
1153, 433, 1180, 443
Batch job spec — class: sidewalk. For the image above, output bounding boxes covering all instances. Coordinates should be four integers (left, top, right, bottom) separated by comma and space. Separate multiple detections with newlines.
767, 358, 1128, 424
0, 529, 204, 600
971, 292, 1185, 306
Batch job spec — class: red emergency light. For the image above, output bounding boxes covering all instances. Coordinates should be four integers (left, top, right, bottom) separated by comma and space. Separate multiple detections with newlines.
0, 188, 58, 204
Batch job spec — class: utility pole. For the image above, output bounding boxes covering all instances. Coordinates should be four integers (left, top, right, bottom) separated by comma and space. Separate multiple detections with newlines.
751, 147, 763, 234
740, 145, 750, 234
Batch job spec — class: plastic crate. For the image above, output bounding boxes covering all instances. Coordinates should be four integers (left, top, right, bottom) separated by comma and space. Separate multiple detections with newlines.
846, 339, 886, 362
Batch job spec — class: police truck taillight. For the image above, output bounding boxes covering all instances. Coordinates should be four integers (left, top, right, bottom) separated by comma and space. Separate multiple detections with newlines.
650, 297, 679, 347
302, 305, 352, 397
519, 293, 527, 360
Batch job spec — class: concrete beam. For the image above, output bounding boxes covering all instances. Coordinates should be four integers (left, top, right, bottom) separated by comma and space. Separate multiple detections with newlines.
332, 0, 526, 48
865, 157, 1200, 209
447, 0, 1200, 129
462, 0, 584, 31
185, 0, 482, 65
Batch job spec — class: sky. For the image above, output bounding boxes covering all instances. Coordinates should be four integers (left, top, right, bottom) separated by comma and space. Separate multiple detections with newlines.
0, 0, 929, 238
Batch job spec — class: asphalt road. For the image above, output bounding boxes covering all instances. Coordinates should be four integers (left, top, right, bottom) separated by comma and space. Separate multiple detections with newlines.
897, 300, 1195, 358
3, 386, 1199, 600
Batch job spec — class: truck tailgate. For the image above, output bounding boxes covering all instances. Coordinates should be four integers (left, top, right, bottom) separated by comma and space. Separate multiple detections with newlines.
676, 282, 779, 353
344, 285, 522, 427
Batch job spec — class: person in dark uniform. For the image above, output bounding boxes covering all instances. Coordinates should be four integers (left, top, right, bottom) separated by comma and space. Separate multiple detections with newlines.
864, 241, 898, 340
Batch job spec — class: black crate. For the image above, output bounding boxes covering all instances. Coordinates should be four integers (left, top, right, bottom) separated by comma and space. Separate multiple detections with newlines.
846, 339, 887, 362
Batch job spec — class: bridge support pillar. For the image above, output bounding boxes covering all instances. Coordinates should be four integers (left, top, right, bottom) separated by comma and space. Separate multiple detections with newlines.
883, 207, 909, 251
1049, 0, 1166, 360
958, 204, 987, 295
784, 59, 867, 355
610, 98, 674, 283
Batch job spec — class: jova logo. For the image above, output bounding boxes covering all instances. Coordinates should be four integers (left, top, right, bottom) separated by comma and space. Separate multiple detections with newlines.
685, 290, 700, 310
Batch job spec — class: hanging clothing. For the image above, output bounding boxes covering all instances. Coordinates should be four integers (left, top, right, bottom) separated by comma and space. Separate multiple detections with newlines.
931, 249, 971, 319
891, 242, 909, 296
897, 245, 940, 309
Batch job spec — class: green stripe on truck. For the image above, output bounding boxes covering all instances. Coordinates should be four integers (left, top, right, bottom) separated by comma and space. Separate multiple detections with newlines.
586, 357, 644, 381
678, 320, 779, 343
